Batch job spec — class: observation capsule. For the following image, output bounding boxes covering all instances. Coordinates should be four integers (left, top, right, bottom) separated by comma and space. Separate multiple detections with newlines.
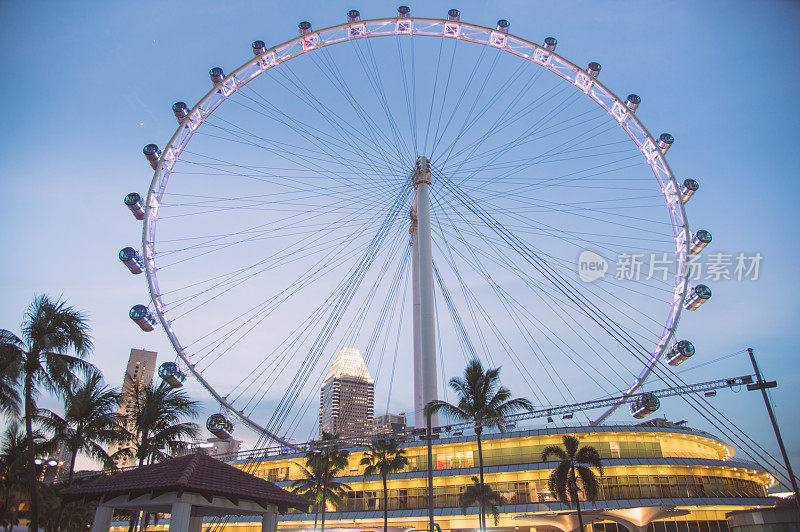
129, 305, 156, 332
347, 10, 360, 22
252, 40, 266, 55
562, 413, 573, 419
143, 144, 161, 170
626, 94, 641, 112
448, 9, 460, 21
684, 284, 712, 310
690, 230, 712, 255
666, 340, 695, 366
630, 393, 660, 419
172, 102, 189, 123
704, 390, 716, 397
587, 62, 601, 78
158, 361, 186, 388
119, 247, 143, 274
124, 192, 145, 220
298, 21, 312, 35
397, 6, 411, 17
658, 133, 675, 154
496, 19, 510, 33
543, 37, 557, 51
209, 67, 224, 85
207, 413, 234, 440
680, 178, 699, 204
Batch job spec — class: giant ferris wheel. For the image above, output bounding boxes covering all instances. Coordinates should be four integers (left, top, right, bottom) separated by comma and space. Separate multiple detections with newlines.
120, 8, 713, 448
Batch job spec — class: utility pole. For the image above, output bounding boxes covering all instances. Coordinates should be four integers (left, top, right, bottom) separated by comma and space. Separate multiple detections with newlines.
426, 409, 436, 532
746, 347, 800, 512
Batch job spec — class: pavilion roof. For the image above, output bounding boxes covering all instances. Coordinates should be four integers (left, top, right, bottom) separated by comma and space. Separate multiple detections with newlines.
61, 452, 309, 513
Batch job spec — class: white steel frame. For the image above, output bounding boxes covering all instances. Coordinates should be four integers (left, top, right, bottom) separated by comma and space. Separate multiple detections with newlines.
141, 15, 692, 443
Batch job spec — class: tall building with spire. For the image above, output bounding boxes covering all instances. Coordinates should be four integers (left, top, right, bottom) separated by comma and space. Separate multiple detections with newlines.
319, 347, 374, 444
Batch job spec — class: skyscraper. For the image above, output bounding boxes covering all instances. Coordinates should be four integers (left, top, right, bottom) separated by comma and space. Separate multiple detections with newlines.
108, 348, 157, 469
319, 347, 374, 444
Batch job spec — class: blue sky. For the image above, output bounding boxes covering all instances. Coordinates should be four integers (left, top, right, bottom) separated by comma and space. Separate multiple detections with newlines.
1, 0, 798, 481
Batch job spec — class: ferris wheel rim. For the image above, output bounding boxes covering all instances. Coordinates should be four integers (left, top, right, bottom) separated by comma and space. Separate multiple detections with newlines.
140, 13, 692, 440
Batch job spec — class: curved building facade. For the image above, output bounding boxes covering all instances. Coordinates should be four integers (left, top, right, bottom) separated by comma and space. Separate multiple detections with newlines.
124, 422, 779, 532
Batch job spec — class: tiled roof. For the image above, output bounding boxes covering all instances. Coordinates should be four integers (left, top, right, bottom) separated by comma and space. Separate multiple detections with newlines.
61, 452, 309, 512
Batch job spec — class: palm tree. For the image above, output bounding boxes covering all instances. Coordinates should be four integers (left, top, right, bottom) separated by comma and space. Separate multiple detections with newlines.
0, 295, 93, 532
123, 379, 198, 532
293, 432, 351, 532
37, 369, 129, 529
360, 438, 409, 532
541, 435, 603, 532
124, 379, 199, 467
424, 359, 533, 532
0, 423, 45, 530
460, 477, 502, 527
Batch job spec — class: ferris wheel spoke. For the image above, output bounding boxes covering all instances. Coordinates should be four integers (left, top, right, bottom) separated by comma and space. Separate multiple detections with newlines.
431, 205, 631, 407
268, 58, 408, 177
432, 190, 663, 367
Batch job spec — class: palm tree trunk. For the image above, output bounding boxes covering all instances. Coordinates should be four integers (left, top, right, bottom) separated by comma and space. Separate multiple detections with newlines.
476, 428, 486, 532
24, 371, 38, 532
320, 478, 327, 532
382, 474, 389, 532
54, 441, 79, 531
570, 465, 584, 532
313, 499, 319, 531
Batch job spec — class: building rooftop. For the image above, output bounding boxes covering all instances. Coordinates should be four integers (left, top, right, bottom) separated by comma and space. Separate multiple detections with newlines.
324, 347, 373, 383
61, 452, 309, 513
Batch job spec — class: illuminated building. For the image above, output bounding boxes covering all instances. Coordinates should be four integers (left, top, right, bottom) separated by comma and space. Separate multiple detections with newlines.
319, 348, 374, 444
374, 413, 407, 438
216, 422, 777, 532
108, 348, 157, 468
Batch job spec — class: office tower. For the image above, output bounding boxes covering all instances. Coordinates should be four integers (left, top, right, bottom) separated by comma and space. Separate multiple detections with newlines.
108, 348, 157, 468
373, 412, 407, 438
319, 347, 374, 444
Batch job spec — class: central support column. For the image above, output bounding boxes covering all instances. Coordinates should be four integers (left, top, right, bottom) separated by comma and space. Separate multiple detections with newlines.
411, 156, 438, 427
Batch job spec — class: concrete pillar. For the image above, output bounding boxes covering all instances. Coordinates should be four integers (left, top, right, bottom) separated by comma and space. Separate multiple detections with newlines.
169, 500, 193, 532
91, 505, 114, 532
262, 512, 278, 532
188, 515, 203, 532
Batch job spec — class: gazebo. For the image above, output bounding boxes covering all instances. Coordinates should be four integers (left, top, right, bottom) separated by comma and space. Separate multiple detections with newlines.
61, 452, 310, 532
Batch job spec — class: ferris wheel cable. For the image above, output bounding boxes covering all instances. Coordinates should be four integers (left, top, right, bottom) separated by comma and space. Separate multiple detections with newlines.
438, 82, 586, 172
446, 118, 633, 194
385, 270, 410, 416
179, 226, 386, 362
427, 42, 495, 159
275, 46, 409, 166
237, 83, 401, 174
262, 189, 411, 435
428, 45, 504, 161
422, 35, 445, 155
432, 192, 674, 327
350, 37, 415, 163
154, 183, 400, 269
188, 226, 404, 372
441, 181, 674, 391
432, 50, 506, 166
292, 245, 411, 443
308, 43, 415, 168
193, 122, 403, 194
431, 261, 479, 363
395, 36, 419, 156
158, 221, 381, 315
431, 193, 638, 393
675, 349, 749, 374
268, 59, 410, 176
427, 36, 461, 159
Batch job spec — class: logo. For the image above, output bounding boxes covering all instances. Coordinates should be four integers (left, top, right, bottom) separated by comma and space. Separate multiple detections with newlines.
577, 250, 608, 283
